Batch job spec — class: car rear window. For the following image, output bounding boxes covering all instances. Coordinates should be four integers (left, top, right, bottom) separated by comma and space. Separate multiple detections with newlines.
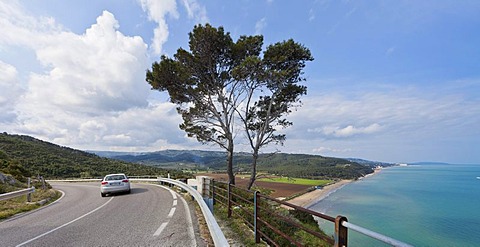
106, 175, 125, 181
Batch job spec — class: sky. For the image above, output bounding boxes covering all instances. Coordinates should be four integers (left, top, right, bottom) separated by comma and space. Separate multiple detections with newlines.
1, 0, 479, 164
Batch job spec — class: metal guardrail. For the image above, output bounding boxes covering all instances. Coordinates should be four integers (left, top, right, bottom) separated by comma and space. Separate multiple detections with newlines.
209, 179, 413, 247
47, 177, 229, 247
156, 178, 229, 247
46, 179, 101, 182
342, 221, 413, 247
0, 187, 35, 201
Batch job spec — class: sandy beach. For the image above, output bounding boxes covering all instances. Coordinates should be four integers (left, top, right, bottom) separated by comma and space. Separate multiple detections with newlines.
286, 167, 384, 208
286, 179, 352, 208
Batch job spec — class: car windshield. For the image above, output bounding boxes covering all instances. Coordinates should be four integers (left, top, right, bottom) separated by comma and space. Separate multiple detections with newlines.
106, 175, 125, 181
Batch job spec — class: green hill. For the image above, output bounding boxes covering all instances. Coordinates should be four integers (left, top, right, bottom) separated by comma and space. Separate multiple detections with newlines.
94, 150, 381, 180
1, 132, 386, 180
0, 133, 170, 179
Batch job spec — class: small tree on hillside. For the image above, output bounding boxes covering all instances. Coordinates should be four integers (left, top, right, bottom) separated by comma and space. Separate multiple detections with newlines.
146, 24, 263, 185
234, 39, 313, 190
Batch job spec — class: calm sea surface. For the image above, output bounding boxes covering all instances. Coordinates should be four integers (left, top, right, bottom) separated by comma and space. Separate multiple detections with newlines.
311, 164, 480, 246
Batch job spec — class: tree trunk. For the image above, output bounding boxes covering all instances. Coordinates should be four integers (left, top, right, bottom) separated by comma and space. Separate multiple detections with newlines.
247, 149, 259, 190
226, 140, 235, 185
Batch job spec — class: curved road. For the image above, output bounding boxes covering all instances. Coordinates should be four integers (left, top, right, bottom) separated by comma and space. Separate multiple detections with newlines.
0, 182, 206, 246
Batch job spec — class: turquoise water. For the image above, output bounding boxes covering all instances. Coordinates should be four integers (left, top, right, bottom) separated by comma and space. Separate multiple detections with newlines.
311, 164, 480, 246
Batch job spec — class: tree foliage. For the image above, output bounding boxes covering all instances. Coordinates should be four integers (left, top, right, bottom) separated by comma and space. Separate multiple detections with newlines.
146, 24, 264, 184
234, 39, 313, 189
147, 24, 314, 187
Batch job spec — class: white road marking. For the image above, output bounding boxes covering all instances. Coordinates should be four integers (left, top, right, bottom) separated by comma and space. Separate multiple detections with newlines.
169, 189, 177, 199
153, 222, 168, 237
179, 195, 197, 246
150, 183, 196, 244
167, 207, 176, 218
16, 197, 114, 247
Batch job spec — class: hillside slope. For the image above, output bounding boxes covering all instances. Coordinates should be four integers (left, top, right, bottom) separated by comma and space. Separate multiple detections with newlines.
94, 150, 381, 179
0, 133, 168, 179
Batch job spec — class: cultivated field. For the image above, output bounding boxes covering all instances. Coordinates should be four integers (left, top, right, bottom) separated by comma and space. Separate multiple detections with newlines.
196, 173, 331, 198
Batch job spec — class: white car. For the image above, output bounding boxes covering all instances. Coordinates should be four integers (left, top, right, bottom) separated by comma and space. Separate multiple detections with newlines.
100, 173, 131, 197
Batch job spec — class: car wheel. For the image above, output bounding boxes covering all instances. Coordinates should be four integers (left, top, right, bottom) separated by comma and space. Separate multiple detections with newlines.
126, 189, 131, 194
101, 192, 106, 197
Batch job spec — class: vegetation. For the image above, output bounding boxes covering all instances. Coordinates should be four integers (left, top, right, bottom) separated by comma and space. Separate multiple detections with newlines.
235, 38, 313, 190
215, 206, 266, 247
0, 161, 61, 220
0, 186, 61, 220
104, 150, 378, 180
0, 133, 174, 179
252, 153, 374, 179
0, 132, 182, 220
147, 24, 251, 185
212, 181, 332, 246
146, 24, 313, 187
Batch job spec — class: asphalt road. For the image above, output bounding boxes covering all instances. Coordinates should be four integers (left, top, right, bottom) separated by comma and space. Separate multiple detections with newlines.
0, 182, 206, 246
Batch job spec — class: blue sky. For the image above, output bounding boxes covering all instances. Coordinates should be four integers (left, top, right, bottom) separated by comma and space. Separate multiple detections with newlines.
1, 0, 479, 164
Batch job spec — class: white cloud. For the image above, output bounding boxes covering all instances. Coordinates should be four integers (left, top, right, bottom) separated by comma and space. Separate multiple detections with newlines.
312, 146, 351, 153
181, 0, 208, 23
0, 3, 188, 151
309, 9, 315, 21
138, 0, 179, 55
279, 87, 480, 161
255, 18, 267, 35
0, 61, 24, 122
18, 10, 150, 116
310, 123, 382, 138
386, 46, 395, 56
71, 102, 192, 151
103, 134, 132, 144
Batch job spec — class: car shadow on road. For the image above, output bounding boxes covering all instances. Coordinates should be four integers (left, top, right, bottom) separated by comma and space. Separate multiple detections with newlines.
130, 187, 148, 194
103, 188, 149, 197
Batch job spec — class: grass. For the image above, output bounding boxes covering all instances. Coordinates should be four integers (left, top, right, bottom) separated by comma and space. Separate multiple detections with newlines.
0, 189, 61, 220
214, 206, 267, 247
257, 177, 333, 186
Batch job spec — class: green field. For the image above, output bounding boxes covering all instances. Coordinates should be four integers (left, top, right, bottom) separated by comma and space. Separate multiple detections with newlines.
258, 177, 332, 186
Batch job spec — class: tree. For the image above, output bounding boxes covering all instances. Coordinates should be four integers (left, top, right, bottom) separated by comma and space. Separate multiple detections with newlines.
146, 24, 263, 185
234, 39, 313, 190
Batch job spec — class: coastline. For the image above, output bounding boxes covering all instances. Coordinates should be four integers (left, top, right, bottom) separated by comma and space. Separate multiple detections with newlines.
286, 167, 384, 208
286, 179, 352, 208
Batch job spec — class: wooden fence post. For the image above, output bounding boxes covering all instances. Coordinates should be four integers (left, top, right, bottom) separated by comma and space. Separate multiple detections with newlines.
254, 191, 261, 243
211, 179, 215, 206
227, 183, 232, 218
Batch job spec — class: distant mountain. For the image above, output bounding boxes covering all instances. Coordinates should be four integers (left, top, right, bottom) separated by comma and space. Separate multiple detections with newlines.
91, 150, 230, 167
92, 150, 376, 179
88, 151, 143, 158
0, 133, 170, 179
409, 162, 451, 165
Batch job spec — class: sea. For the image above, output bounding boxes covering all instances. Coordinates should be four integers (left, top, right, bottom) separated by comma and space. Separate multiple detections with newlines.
310, 163, 480, 247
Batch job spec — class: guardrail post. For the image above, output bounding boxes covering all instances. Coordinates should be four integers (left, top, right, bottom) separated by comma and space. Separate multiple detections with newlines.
204, 179, 214, 213
41, 176, 46, 190
201, 177, 206, 197
211, 179, 215, 205
227, 183, 232, 218
254, 191, 261, 243
335, 215, 348, 247
27, 178, 32, 202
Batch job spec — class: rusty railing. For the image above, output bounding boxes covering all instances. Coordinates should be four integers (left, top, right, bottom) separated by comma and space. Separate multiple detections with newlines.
205, 179, 412, 247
